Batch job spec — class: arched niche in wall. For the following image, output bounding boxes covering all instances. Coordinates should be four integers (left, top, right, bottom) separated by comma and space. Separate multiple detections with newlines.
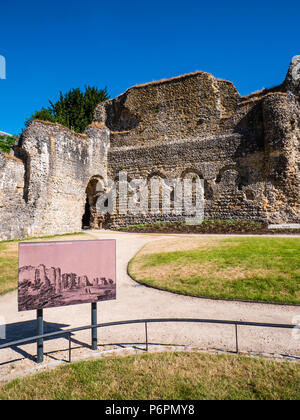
181, 169, 204, 207
82, 175, 106, 229
215, 165, 248, 190
113, 172, 134, 216
147, 171, 167, 214
180, 168, 204, 180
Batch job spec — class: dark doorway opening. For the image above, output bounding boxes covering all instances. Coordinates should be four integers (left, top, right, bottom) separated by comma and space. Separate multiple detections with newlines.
82, 196, 91, 229
82, 176, 107, 230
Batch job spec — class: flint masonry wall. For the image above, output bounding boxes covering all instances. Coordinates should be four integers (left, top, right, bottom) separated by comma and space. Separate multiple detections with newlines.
95, 60, 299, 228
106, 132, 265, 226
0, 57, 299, 239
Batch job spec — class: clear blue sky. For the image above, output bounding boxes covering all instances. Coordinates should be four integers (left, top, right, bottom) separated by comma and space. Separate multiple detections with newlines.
0, 0, 299, 135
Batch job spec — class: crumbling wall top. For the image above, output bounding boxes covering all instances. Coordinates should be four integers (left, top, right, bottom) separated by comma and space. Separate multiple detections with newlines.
284, 55, 300, 96
94, 71, 240, 147
93, 58, 299, 148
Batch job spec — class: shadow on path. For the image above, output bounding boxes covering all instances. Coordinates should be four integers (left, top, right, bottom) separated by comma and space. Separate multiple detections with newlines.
0, 320, 70, 364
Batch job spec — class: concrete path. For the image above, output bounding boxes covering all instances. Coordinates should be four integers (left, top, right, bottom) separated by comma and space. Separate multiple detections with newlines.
0, 230, 299, 382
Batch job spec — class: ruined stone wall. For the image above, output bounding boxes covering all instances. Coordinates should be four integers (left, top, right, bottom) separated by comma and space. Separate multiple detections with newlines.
0, 57, 299, 240
100, 58, 299, 227
0, 152, 32, 239
0, 121, 109, 240
106, 131, 267, 226
262, 93, 300, 222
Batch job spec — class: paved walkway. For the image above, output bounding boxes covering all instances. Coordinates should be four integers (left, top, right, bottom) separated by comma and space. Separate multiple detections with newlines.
0, 230, 299, 382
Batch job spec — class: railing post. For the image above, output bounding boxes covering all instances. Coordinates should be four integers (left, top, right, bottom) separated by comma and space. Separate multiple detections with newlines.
145, 322, 148, 352
68, 332, 72, 363
91, 302, 98, 350
235, 323, 239, 354
36, 309, 44, 363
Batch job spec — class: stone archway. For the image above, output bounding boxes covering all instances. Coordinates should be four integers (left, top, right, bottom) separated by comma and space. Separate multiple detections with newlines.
82, 176, 106, 229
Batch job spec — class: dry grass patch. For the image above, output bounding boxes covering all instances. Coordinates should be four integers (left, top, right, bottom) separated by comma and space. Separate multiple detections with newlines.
132, 259, 280, 283
0, 242, 18, 258
0, 242, 19, 295
136, 237, 226, 256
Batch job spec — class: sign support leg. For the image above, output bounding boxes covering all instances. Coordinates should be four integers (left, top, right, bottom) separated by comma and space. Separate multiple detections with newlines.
91, 302, 97, 350
36, 309, 44, 363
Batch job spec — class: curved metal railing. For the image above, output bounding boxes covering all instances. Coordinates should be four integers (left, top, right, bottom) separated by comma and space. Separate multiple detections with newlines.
0, 317, 298, 363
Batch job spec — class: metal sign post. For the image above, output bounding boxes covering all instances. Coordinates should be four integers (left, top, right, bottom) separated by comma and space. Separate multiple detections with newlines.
36, 309, 44, 363
91, 302, 97, 350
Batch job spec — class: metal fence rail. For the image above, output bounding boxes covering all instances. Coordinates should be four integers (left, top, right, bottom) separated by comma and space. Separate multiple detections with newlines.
0, 318, 298, 364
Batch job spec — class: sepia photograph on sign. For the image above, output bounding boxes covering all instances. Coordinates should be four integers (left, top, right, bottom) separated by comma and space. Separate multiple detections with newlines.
18, 240, 116, 311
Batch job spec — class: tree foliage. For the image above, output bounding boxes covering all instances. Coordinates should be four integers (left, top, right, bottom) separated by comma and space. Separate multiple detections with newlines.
25, 86, 109, 133
0, 135, 18, 153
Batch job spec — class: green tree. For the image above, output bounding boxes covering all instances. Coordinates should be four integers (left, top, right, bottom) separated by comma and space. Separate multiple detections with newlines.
0, 135, 18, 153
25, 86, 109, 133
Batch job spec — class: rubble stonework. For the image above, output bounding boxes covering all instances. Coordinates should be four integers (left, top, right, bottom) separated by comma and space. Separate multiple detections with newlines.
0, 58, 299, 239
0, 122, 109, 239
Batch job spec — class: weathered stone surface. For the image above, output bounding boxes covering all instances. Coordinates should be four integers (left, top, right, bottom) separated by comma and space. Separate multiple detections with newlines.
0, 58, 299, 240
284, 55, 300, 95
0, 121, 109, 240
94, 71, 240, 148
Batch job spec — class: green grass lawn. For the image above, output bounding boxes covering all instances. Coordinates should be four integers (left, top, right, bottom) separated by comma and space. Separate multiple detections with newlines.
0, 352, 299, 400
129, 237, 300, 304
0, 242, 18, 295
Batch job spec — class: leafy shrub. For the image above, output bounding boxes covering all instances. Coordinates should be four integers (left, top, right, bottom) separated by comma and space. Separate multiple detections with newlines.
0, 135, 17, 153
25, 86, 109, 133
